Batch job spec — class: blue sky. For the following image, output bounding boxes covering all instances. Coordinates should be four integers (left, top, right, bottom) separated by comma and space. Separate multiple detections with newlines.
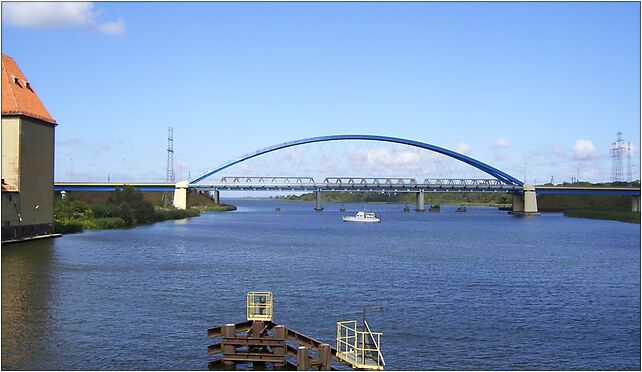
2, 2, 640, 184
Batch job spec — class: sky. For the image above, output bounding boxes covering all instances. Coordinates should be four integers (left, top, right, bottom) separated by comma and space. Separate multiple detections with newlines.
2, 1, 640, 185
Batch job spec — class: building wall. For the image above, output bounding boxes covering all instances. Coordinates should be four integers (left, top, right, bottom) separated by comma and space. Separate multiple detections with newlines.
1, 116, 55, 240
2, 117, 20, 188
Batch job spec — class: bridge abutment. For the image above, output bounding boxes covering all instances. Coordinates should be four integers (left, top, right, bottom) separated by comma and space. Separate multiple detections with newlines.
632, 196, 640, 212
415, 190, 425, 212
173, 181, 189, 210
314, 191, 324, 211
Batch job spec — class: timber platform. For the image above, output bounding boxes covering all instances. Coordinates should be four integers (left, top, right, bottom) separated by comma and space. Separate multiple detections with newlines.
208, 292, 384, 370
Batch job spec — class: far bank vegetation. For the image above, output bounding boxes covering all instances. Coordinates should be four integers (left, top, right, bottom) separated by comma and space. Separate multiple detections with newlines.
54, 187, 236, 234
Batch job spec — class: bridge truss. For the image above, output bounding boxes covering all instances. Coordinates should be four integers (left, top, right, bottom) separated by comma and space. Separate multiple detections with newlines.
190, 177, 520, 192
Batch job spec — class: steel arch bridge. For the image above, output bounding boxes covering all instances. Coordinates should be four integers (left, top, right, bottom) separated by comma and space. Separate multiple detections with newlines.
53, 134, 641, 213
189, 134, 524, 186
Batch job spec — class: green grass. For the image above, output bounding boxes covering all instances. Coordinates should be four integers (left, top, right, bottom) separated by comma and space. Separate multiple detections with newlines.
192, 204, 237, 212
154, 208, 200, 221
564, 209, 641, 224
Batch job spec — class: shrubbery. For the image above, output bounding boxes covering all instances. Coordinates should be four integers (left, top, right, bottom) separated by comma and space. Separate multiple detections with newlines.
93, 186, 156, 225
54, 186, 201, 234
154, 208, 200, 221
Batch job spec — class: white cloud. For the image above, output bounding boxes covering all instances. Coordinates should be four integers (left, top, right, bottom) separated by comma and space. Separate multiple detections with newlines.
454, 142, 472, 155
352, 147, 423, 171
493, 137, 511, 149
494, 152, 509, 162
572, 139, 598, 160
96, 17, 125, 35
2, 2, 125, 35
552, 145, 566, 157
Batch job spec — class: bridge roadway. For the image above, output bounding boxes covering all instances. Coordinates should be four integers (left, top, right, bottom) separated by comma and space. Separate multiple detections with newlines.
53, 179, 641, 195
55, 178, 523, 193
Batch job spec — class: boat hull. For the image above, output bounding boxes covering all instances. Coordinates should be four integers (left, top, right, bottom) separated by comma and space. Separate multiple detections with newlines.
342, 216, 381, 223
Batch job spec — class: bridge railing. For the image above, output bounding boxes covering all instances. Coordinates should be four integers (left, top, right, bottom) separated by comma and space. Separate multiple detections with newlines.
207, 177, 517, 189
323, 177, 418, 186
422, 178, 510, 188
219, 176, 316, 184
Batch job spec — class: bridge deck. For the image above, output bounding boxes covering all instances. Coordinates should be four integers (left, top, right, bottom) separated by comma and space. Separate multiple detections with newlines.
53, 182, 640, 196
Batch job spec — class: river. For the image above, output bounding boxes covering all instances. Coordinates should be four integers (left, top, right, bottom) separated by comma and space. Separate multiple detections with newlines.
2, 200, 640, 370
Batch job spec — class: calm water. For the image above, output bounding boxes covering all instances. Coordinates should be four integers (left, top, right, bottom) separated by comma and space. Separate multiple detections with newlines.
2, 200, 640, 370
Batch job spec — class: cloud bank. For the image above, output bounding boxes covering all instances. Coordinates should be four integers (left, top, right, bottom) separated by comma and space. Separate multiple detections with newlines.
572, 139, 598, 160
493, 137, 511, 149
2, 2, 125, 35
455, 142, 472, 155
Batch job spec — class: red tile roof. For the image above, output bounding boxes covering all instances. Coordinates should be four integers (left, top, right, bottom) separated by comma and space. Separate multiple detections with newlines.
2, 54, 56, 125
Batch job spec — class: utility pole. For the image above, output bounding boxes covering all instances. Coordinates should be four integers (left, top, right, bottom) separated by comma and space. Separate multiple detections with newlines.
627, 141, 632, 182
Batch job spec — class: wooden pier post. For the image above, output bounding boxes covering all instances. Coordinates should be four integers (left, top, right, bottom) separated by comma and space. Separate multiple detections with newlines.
273, 325, 287, 369
319, 344, 331, 371
297, 346, 309, 370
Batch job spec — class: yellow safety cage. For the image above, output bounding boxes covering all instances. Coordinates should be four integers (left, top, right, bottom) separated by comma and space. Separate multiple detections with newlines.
246, 291, 273, 321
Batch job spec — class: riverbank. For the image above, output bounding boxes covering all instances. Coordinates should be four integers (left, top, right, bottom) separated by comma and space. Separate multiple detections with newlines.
54, 187, 236, 234
564, 210, 641, 224
193, 204, 237, 212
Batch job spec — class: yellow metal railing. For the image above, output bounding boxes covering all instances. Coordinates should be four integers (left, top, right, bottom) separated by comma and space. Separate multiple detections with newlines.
336, 320, 384, 370
246, 292, 273, 321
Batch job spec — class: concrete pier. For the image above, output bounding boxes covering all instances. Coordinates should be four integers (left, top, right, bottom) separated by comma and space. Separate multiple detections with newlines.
173, 181, 189, 210
415, 190, 425, 211
632, 196, 640, 212
212, 189, 220, 204
314, 191, 324, 211
512, 185, 539, 215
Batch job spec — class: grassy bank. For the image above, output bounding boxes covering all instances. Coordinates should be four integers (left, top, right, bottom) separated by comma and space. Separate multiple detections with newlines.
564, 210, 640, 224
54, 186, 209, 234
193, 204, 237, 212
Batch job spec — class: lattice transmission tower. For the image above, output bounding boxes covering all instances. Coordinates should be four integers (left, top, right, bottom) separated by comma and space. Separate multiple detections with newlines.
166, 127, 175, 182
610, 132, 625, 182
161, 127, 175, 207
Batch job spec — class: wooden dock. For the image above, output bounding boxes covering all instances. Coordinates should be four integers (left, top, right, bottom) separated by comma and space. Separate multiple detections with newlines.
208, 320, 337, 370
208, 292, 384, 370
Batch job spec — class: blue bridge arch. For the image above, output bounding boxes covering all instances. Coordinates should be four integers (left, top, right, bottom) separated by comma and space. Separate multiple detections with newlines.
189, 135, 524, 186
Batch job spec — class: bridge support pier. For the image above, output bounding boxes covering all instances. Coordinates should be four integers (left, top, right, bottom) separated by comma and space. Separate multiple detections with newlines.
212, 189, 220, 204
512, 185, 539, 216
632, 196, 640, 212
415, 190, 425, 212
314, 191, 324, 211
173, 181, 189, 210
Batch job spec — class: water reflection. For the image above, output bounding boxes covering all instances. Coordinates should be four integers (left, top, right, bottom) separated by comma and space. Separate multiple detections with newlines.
2, 239, 55, 370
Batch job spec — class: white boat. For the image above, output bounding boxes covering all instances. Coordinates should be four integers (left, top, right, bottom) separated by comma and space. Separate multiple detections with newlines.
342, 210, 381, 223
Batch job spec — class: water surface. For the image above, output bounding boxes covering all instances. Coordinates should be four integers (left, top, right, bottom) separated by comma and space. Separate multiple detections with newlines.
2, 200, 640, 370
